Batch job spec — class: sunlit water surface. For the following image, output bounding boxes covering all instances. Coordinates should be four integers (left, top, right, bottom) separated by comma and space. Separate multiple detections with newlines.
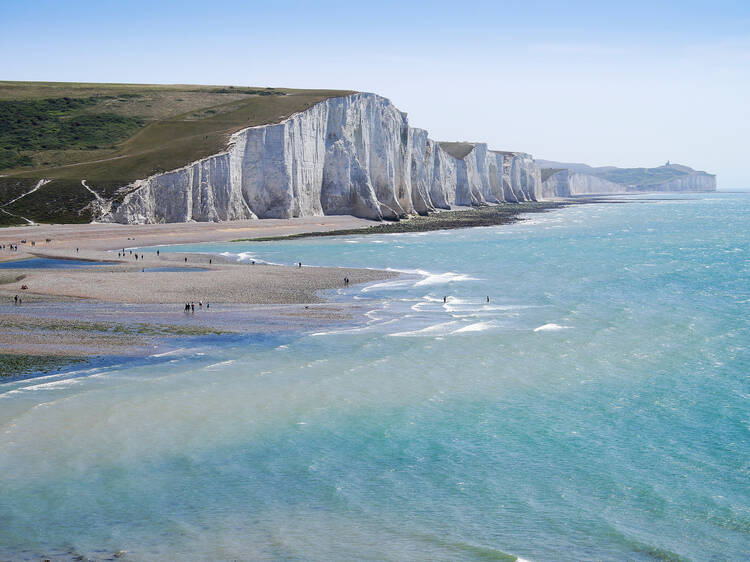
1, 194, 748, 560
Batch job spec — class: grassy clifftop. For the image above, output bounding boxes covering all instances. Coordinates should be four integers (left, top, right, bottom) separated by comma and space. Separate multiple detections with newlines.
0, 81, 354, 224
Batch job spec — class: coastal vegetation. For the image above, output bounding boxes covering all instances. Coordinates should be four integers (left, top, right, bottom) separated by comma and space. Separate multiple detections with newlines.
0, 96, 144, 167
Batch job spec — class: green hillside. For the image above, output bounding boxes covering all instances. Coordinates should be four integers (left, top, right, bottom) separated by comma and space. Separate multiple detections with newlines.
0, 81, 354, 225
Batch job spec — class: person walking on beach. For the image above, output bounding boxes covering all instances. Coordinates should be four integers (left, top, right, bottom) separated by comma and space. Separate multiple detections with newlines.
156, 250, 160, 256
486, 296, 490, 303
298, 262, 302, 268
443, 296, 447, 304
191, 302, 195, 312
14, 295, 17, 305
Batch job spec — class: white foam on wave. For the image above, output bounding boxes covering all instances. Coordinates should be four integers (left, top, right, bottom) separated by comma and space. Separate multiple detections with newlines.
443, 296, 473, 304
359, 278, 416, 293
533, 323, 571, 332
383, 268, 479, 287
225, 251, 279, 265
414, 271, 479, 286
11, 378, 83, 393
152, 348, 188, 358
389, 321, 460, 337
411, 300, 444, 312
311, 318, 400, 337
453, 322, 495, 334
205, 360, 236, 370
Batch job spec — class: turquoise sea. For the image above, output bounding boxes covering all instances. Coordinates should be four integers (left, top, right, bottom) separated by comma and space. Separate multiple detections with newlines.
1, 193, 748, 560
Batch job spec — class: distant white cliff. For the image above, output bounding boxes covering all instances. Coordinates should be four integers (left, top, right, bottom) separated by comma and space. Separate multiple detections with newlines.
104, 93, 541, 224
539, 170, 624, 198
538, 160, 716, 197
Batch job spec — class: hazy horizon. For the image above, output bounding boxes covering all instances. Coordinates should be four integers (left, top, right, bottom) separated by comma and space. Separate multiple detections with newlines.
2, 0, 748, 188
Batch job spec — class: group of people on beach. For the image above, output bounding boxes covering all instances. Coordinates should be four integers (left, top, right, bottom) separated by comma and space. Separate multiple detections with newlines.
117, 249, 145, 260
1, 244, 20, 251
184, 300, 209, 313
12, 294, 22, 305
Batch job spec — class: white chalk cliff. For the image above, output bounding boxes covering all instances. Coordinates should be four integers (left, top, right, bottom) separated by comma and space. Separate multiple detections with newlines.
539, 170, 628, 198
103, 93, 541, 224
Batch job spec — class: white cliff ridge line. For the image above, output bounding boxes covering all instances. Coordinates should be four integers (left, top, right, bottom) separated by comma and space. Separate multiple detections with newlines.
81, 179, 113, 219
0, 178, 52, 225
2, 178, 52, 207
103, 93, 542, 224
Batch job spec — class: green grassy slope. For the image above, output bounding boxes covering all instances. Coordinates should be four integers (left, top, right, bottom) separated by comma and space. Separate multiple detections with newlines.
0, 81, 355, 224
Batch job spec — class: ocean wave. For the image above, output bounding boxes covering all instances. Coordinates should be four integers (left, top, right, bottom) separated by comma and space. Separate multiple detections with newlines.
533, 323, 571, 332
414, 271, 479, 286
389, 321, 461, 337
382, 268, 479, 287
453, 321, 495, 334
204, 360, 236, 369
223, 251, 279, 265
10, 377, 84, 393
359, 278, 416, 293
311, 318, 400, 337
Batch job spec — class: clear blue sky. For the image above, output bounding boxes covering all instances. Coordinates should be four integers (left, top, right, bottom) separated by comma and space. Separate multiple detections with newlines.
2, 0, 749, 188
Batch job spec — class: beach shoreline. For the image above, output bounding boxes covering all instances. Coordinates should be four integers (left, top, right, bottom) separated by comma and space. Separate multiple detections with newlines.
0, 215, 402, 377
0, 201, 589, 377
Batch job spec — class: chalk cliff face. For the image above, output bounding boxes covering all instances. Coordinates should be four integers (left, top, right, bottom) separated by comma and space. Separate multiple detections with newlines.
104, 94, 541, 224
540, 170, 625, 197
